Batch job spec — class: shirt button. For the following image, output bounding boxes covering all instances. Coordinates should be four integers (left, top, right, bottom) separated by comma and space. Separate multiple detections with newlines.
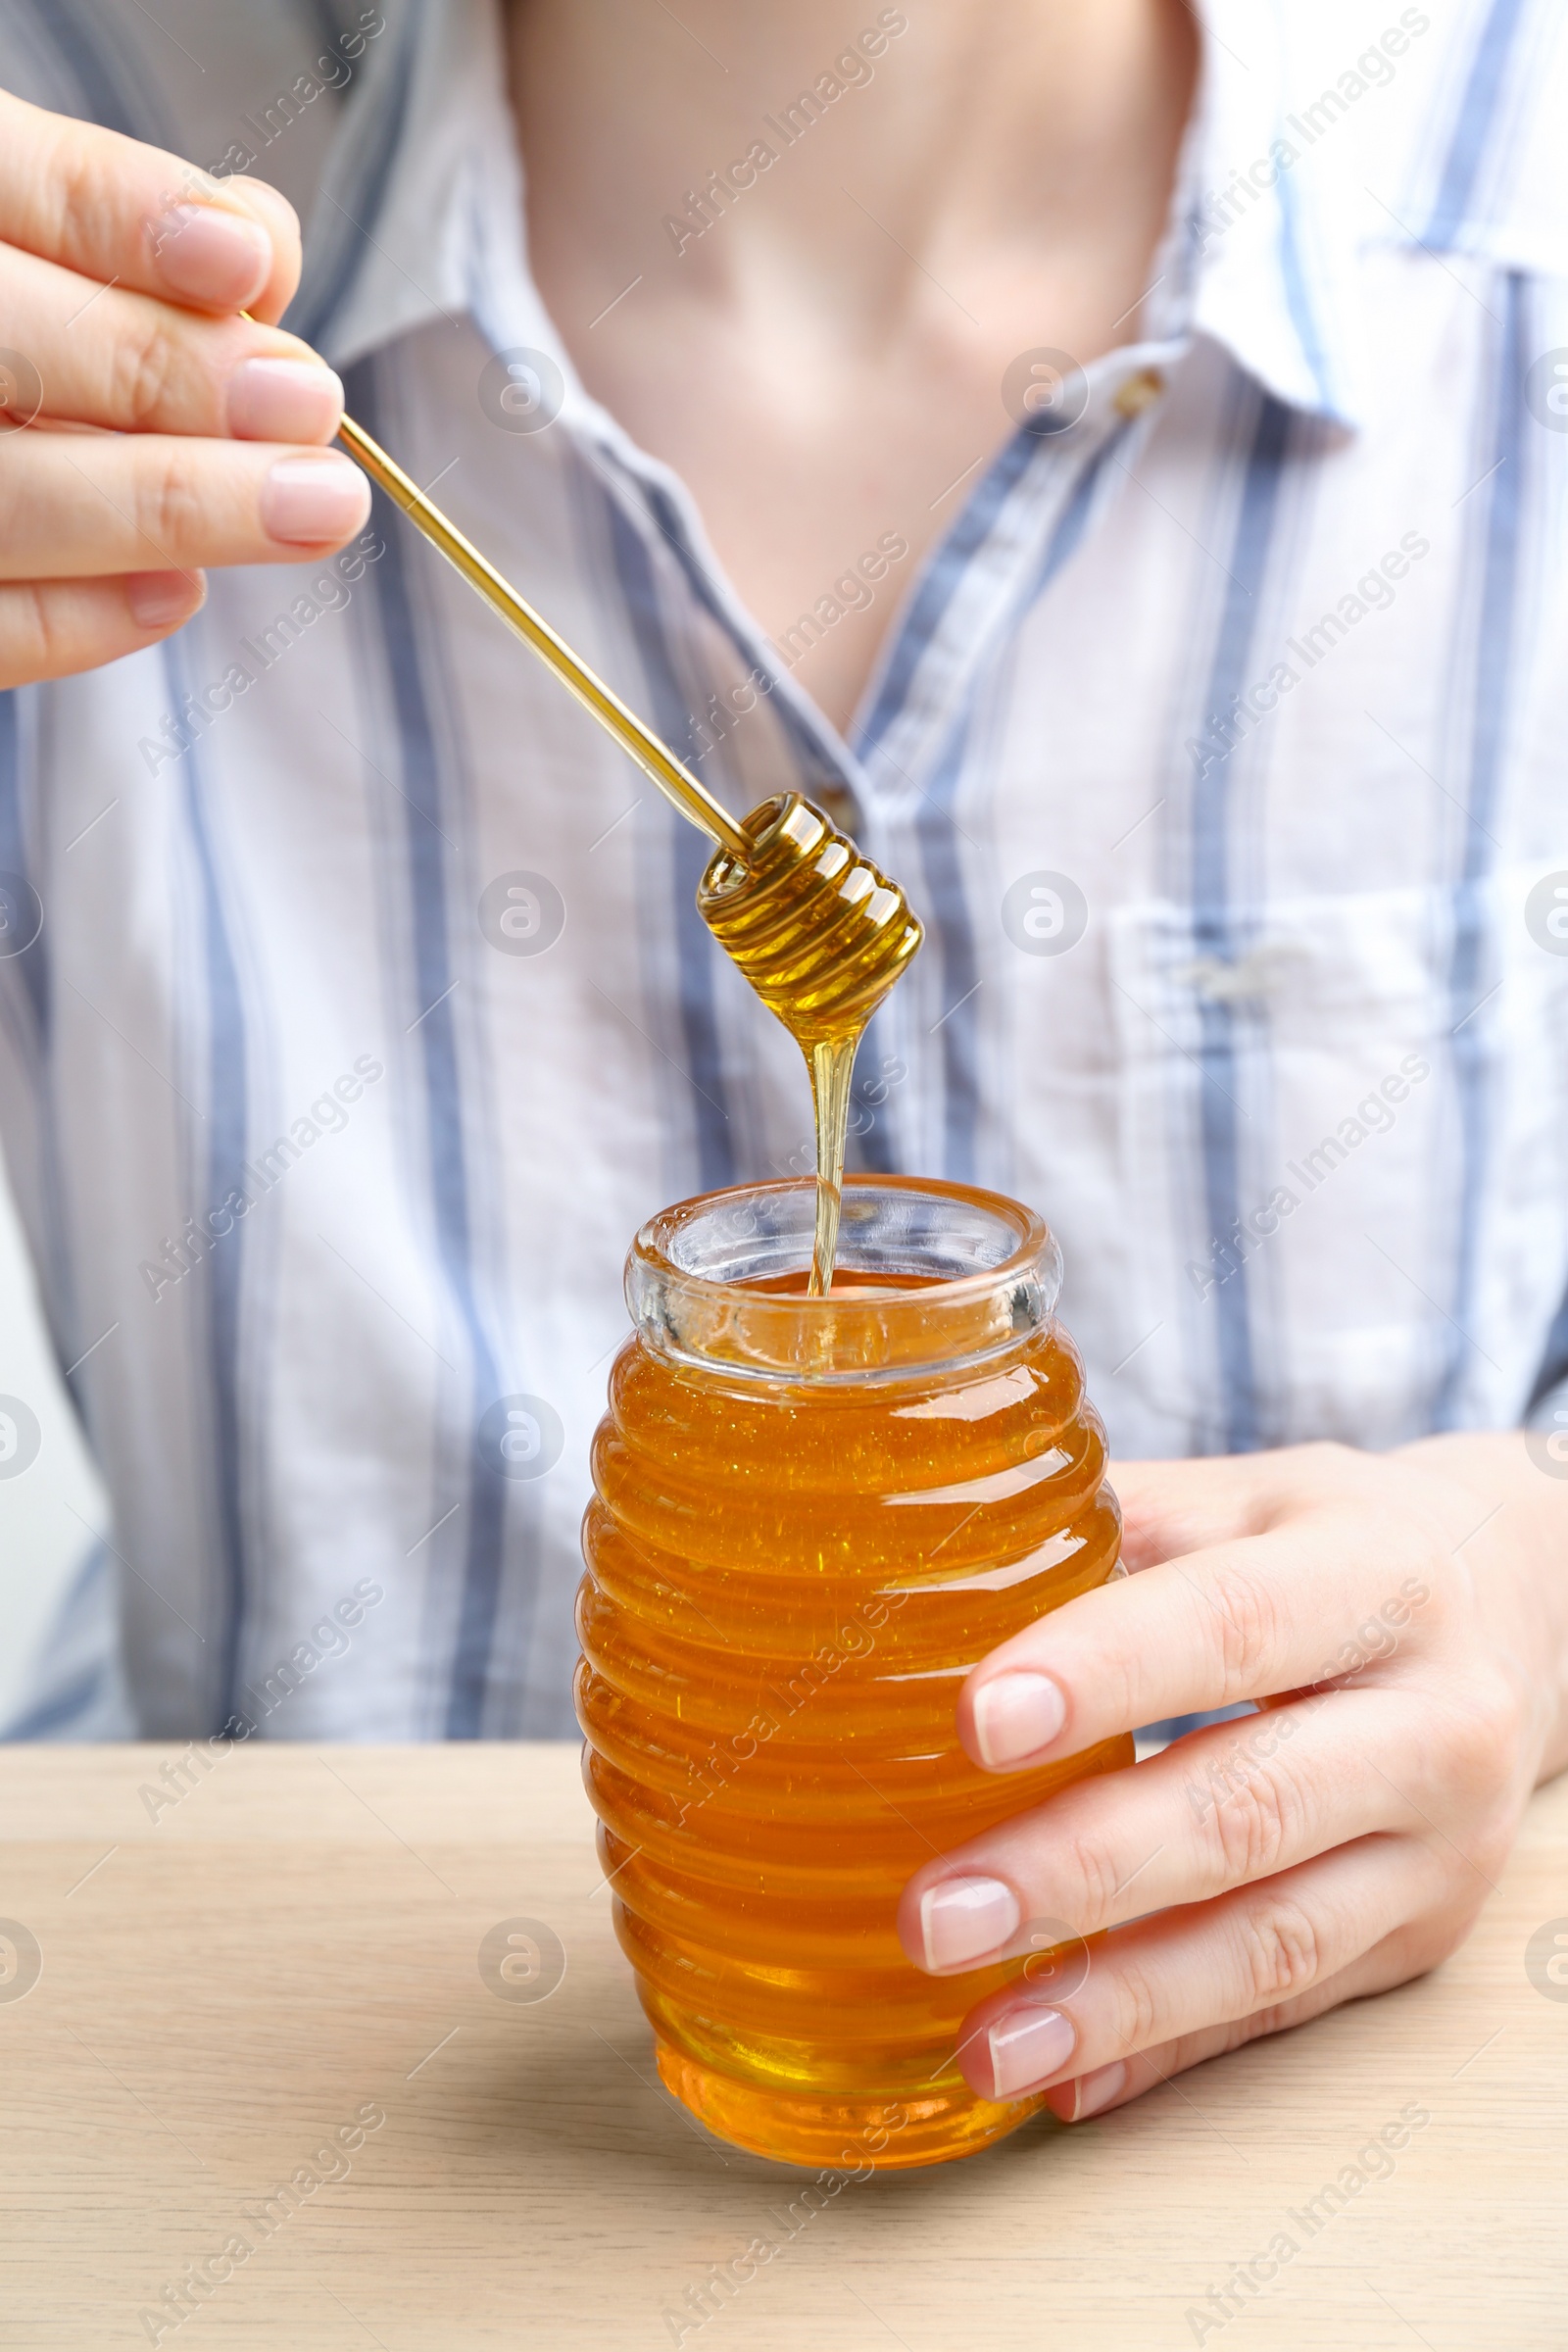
1113, 367, 1166, 418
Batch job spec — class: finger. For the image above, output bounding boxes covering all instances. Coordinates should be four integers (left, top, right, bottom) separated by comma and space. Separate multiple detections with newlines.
898, 1689, 1428, 1966
1110, 1453, 1277, 1571
0, 571, 209, 691
955, 1518, 1436, 1769
219, 178, 303, 322
949, 1836, 1444, 2103
0, 90, 300, 319
0, 432, 371, 576
1038, 1933, 1431, 2124
0, 245, 341, 441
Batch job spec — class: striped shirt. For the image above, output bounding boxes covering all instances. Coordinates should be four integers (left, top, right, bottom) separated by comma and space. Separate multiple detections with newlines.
1, 0, 1565, 1740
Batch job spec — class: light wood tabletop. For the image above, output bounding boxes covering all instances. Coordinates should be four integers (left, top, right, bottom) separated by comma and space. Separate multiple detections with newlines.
0, 1743, 1563, 2349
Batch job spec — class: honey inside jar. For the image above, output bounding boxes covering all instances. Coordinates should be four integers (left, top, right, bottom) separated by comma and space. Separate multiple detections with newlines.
576, 1176, 1132, 2170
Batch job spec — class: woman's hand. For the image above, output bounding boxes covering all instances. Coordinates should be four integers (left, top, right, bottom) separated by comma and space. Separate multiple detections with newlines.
0, 87, 369, 688
898, 1434, 1568, 2124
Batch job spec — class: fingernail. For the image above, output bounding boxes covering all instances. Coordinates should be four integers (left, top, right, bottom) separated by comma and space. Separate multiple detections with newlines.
260, 455, 369, 546
127, 569, 205, 628
1072, 2060, 1127, 2119
971, 1673, 1066, 1768
227, 357, 344, 443
1046, 2060, 1127, 2124
153, 206, 272, 308
918, 1876, 1020, 1972
986, 2003, 1076, 2098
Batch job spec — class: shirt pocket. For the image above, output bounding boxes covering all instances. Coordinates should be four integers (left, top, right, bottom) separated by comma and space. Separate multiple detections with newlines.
1103, 869, 1568, 1451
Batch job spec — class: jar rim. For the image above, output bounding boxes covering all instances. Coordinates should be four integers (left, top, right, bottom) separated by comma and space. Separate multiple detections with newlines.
626, 1175, 1062, 1385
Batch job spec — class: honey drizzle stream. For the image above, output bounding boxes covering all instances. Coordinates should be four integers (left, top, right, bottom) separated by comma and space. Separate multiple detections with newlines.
807, 1035, 858, 1297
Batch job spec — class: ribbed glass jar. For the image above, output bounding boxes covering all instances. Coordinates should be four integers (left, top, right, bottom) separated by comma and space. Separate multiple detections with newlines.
576, 1176, 1130, 2170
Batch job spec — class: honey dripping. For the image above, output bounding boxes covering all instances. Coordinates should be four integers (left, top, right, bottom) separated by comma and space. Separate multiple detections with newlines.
699, 795, 922, 1293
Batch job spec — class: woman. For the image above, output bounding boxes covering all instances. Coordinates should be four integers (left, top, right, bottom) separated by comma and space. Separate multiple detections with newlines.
0, 0, 1563, 2126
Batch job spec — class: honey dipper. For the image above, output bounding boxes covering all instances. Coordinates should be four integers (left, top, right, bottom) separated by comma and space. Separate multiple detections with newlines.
330, 407, 923, 1295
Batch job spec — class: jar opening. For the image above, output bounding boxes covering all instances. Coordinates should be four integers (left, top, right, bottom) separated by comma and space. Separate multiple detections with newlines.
627, 1177, 1061, 1385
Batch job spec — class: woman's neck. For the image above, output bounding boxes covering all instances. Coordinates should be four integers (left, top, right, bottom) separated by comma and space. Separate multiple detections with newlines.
512, 0, 1194, 318
508, 0, 1199, 729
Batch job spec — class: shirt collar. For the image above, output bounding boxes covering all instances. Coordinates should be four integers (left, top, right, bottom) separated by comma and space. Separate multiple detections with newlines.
1169, 0, 1367, 432
289, 0, 546, 369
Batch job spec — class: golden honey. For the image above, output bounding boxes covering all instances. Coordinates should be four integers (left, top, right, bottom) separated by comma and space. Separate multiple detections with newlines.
576, 1176, 1132, 2169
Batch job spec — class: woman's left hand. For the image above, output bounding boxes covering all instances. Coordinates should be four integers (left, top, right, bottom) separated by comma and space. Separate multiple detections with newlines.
897, 1433, 1568, 2124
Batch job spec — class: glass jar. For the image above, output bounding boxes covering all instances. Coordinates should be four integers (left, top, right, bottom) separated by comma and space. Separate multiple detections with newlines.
576, 1175, 1130, 2170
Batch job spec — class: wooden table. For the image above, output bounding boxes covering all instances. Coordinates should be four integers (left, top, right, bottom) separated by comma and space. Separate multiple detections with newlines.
0, 1746, 1563, 2349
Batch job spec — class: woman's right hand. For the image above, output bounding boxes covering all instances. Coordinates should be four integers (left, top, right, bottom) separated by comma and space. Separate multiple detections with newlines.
0, 86, 371, 688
